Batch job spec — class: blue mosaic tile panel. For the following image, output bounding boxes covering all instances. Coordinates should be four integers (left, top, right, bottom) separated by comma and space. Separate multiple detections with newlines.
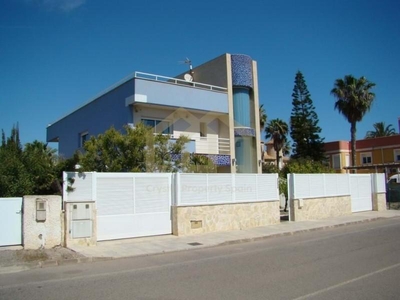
231, 54, 253, 88
234, 127, 256, 137
205, 154, 231, 166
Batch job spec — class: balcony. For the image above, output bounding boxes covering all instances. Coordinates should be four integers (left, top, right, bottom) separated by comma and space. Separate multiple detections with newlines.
132, 73, 228, 114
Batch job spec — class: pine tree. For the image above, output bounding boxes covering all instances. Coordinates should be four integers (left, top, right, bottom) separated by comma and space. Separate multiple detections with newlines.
290, 71, 325, 161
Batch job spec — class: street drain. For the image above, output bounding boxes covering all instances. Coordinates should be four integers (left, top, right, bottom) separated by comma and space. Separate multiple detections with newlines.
188, 242, 203, 246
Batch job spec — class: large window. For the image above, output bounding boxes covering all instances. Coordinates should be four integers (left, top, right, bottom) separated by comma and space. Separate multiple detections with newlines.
332, 154, 341, 169
360, 152, 372, 165
142, 119, 171, 134
394, 149, 400, 162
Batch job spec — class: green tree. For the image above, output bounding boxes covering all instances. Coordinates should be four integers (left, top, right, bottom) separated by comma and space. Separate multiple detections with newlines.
80, 124, 150, 172
265, 119, 289, 168
0, 125, 61, 197
23, 140, 58, 195
0, 125, 31, 197
290, 71, 325, 161
79, 123, 193, 173
331, 75, 376, 167
365, 122, 396, 139
280, 158, 334, 178
259, 104, 267, 133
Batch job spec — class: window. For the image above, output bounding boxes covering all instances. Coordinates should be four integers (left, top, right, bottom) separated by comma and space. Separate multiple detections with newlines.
200, 122, 207, 137
332, 154, 341, 169
394, 149, 400, 162
141, 119, 171, 134
80, 132, 88, 147
360, 152, 372, 165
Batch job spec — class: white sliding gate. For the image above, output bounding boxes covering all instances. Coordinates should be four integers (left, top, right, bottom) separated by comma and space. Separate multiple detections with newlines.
350, 174, 372, 212
65, 172, 172, 241
96, 173, 172, 241
0, 198, 22, 246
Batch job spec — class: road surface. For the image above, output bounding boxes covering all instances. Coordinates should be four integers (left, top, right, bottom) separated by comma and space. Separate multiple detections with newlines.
1, 218, 400, 299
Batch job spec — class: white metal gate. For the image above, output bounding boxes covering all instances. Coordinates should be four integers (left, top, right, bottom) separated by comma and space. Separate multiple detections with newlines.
350, 174, 372, 212
0, 198, 22, 246
95, 173, 172, 241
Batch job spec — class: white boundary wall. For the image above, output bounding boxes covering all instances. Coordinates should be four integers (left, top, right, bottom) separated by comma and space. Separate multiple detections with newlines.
371, 173, 386, 193
288, 174, 351, 200
175, 173, 279, 206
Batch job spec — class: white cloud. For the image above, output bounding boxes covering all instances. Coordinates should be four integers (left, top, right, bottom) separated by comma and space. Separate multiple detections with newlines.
27, 0, 86, 12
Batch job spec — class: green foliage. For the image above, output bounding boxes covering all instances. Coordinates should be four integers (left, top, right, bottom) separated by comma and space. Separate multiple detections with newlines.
22, 140, 58, 195
80, 124, 151, 172
79, 123, 213, 173
265, 118, 289, 168
290, 71, 325, 162
280, 158, 334, 178
0, 125, 60, 197
259, 104, 267, 131
331, 75, 376, 166
187, 154, 217, 173
365, 122, 396, 139
262, 162, 279, 174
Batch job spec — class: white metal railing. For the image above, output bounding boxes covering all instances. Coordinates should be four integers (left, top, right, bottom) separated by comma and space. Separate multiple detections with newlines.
171, 134, 230, 155
218, 138, 230, 154
175, 173, 279, 206
288, 173, 351, 200
190, 136, 230, 155
135, 72, 227, 92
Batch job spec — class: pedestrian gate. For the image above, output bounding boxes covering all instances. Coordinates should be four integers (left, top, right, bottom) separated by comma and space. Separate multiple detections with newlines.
0, 198, 22, 246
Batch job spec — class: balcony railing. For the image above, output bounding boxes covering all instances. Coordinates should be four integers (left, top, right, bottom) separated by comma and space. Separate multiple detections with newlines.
135, 72, 227, 93
171, 134, 230, 155
195, 137, 230, 155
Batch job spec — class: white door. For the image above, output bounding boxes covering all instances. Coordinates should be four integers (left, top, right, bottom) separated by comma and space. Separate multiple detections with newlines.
350, 175, 372, 212
96, 174, 172, 241
0, 198, 22, 246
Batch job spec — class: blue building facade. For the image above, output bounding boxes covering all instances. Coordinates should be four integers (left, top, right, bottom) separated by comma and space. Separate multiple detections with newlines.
47, 53, 262, 173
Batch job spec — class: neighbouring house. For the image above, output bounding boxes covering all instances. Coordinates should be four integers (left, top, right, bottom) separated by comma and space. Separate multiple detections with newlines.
47, 53, 262, 173
324, 134, 400, 177
261, 140, 289, 169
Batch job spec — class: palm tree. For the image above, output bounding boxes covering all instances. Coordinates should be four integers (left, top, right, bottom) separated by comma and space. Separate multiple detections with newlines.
365, 122, 396, 139
331, 75, 376, 167
259, 104, 267, 132
265, 119, 288, 168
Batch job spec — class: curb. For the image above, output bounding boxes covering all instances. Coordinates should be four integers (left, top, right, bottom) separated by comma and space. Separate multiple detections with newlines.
4, 215, 398, 273
35, 256, 114, 269
219, 217, 385, 246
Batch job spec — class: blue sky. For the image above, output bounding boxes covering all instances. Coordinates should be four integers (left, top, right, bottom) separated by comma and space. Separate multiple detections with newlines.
1, 0, 399, 147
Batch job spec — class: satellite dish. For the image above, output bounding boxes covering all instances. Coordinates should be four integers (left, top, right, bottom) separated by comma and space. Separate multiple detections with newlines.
184, 73, 193, 82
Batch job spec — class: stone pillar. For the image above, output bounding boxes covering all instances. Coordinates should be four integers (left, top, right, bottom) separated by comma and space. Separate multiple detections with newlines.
22, 195, 62, 249
371, 173, 387, 211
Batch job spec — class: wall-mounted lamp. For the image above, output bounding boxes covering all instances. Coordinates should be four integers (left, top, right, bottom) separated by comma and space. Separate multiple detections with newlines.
258, 159, 262, 167
231, 158, 236, 166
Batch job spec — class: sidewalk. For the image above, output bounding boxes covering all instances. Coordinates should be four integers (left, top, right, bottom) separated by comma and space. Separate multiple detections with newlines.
69, 210, 400, 260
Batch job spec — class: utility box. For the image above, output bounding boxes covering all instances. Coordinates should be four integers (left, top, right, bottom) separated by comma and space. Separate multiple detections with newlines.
36, 199, 46, 222
71, 203, 93, 238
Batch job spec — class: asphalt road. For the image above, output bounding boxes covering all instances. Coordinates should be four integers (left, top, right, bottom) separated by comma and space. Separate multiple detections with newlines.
1, 218, 400, 300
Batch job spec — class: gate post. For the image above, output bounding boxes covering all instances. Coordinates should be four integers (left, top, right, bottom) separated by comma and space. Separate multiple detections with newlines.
22, 195, 62, 249
371, 173, 387, 211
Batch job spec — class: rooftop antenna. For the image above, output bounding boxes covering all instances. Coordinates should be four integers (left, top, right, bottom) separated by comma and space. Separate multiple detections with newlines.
179, 57, 194, 82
